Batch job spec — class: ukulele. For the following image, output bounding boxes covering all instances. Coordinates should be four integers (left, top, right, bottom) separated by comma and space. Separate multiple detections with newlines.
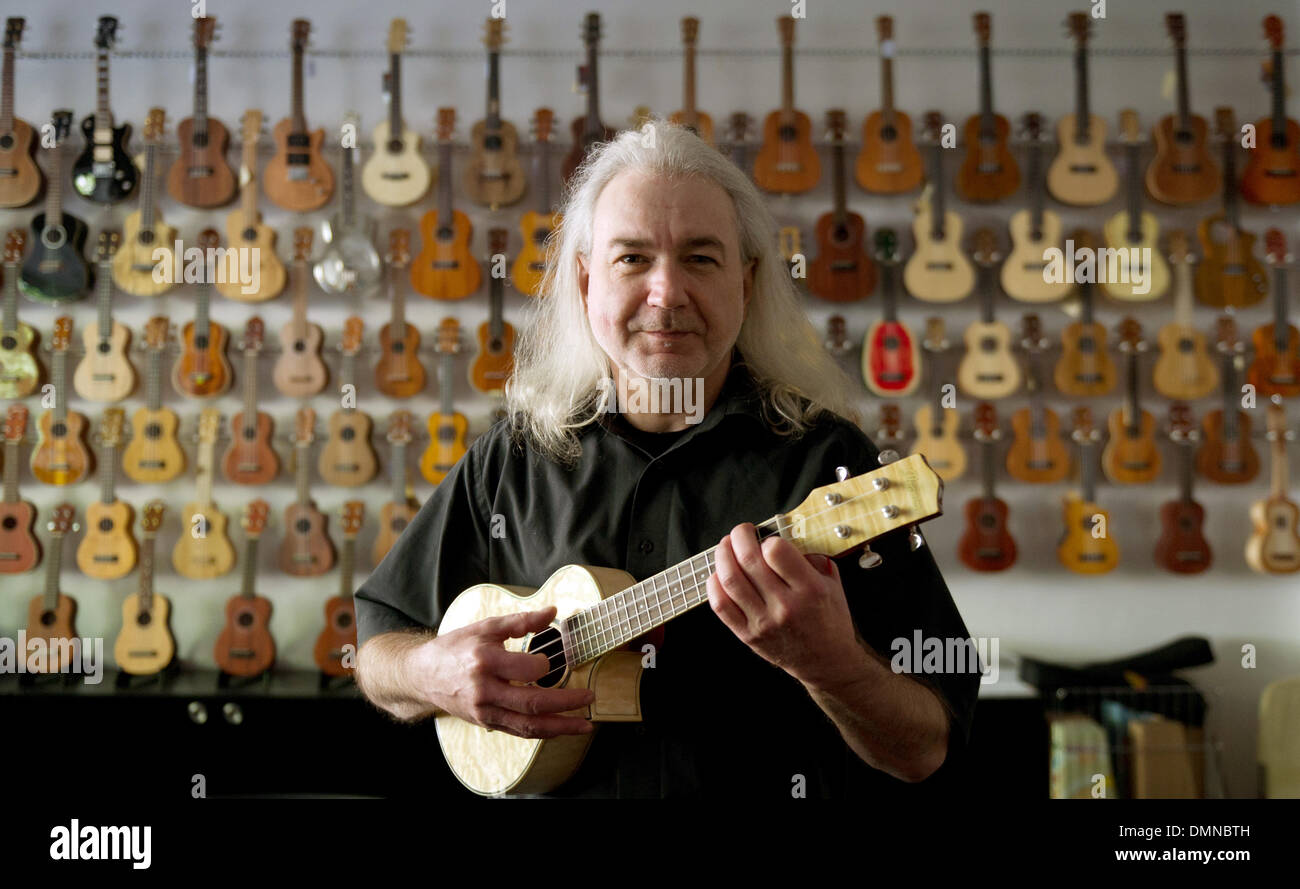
471, 228, 516, 395
374, 410, 417, 565
314, 111, 382, 298
1102, 110, 1170, 301
114, 124, 174, 294
1154, 403, 1212, 574
0, 229, 41, 397
958, 229, 1021, 399
1102, 318, 1161, 485
1002, 113, 1071, 303
808, 109, 875, 302
1241, 15, 1300, 205
464, 17, 526, 209
319, 316, 378, 487
114, 501, 175, 675
412, 109, 481, 300
861, 228, 919, 397
956, 12, 1018, 202
911, 318, 966, 481
24, 503, 78, 672
124, 316, 185, 483
875, 403, 908, 458
1054, 230, 1117, 396
512, 109, 561, 296
222, 318, 278, 485
1057, 406, 1119, 575
856, 15, 922, 194
725, 112, 754, 178
172, 408, 235, 579
280, 407, 334, 577
173, 229, 233, 398
0, 18, 42, 207
264, 19, 334, 211
905, 112, 974, 303
167, 16, 235, 208
1198, 316, 1260, 485
669, 17, 713, 145
1248, 229, 1300, 398
70, 17, 136, 204
958, 402, 1016, 572
1153, 230, 1218, 400
825, 315, 851, 366
1246, 399, 1300, 574
31, 317, 92, 485
75, 229, 135, 402
561, 13, 613, 186
315, 500, 363, 677
1047, 12, 1118, 206
1146, 13, 1219, 205
1005, 315, 1068, 484
361, 18, 431, 207
76, 407, 137, 580
19, 110, 90, 303
218, 110, 287, 302
0, 404, 39, 573
274, 228, 329, 397
752, 16, 820, 194
421, 319, 469, 484
214, 499, 275, 677
436, 453, 942, 796
1194, 108, 1268, 308
376, 229, 425, 397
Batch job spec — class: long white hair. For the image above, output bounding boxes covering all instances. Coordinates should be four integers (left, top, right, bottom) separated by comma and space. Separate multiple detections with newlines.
504, 117, 861, 466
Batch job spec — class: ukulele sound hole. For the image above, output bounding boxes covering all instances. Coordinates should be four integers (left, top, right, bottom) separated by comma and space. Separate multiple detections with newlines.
524, 626, 567, 689
237, 611, 255, 628
978, 514, 997, 529
391, 341, 405, 354
335, 612, 353, 630
40, 610, 57, 626
1, 335, 15, 349
195, 335, 209, 349
242, 427, 255, 440
98, 518, 113, 532
391, 518, 407, 534
884, 335, 900, 350
136, 611, 152, 627
1079, 339, 1096, 354
294, 340, 305, 353
145, 423, 162, 439
295, 518, 311, 534
52, 422, 67, 437
1, 516, 15, 530
1178, 338, 1193, 353
341, 427, 355, 441
139, 230, 155, 246
194, 516, 210, 536
1175, 129, 1194, 145
0, 134, 12, 150
387, 138, 403, 153
532, 228, 548, 246
980, 336, 997, 352
97, 341, 110, 353
484, 134, 503, 151
879, 124, 897, 142
778, 124, 797, 141
242, 227, 257, 242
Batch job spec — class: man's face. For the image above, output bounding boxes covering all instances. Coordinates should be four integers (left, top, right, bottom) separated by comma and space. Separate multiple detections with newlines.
578, 170, 753, 387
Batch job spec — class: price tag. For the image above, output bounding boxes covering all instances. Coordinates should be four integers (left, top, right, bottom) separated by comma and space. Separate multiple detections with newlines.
1160, 69, 1176, 102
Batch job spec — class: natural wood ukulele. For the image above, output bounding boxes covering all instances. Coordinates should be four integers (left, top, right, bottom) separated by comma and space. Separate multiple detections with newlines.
1058, 407, 1119, 575
75, 230, 135, 402
264, 19, 334, 211
76, 407, 137, 580
956, 12, 1018, 202
958, 402, 1016, 572
808, 110, 875, 303
1245, 399, 1300, 574
1002, 113, 1071, 303
361, 18, 432, 207
218, 111, 287, 302
172, 409, 235, 579
376, 229, 426, 397
957, 229, 1020, 399
1054, 230, 1116, 397
911, 318, 966, 481
274, 228, 328, 398
313, 111, 381, 298
0, 18, 42, 208
471, 228, 516, 395
1247, 229, 1300, 398
214, 499, 275, 677
374, 410, 417, 565
319, 316, 378, 487
1241, 15, 1300, 205
112, 108, 176, 297
861, 228, 919, 397
905, 112, 974, 303
1197, 317, 1259, 485
412, 109, 481, 300
24, 503, 79, 671
70, 17, 136, 204
1005, 315, 1068, 484
753, 16, 820, 194
464, 17, 526, 209
1154, 403, 1212, 574
314, 500, 363, 677
1195, 108, 1267, 308
0, 229, 41, 398
0, 404, 39, 573
222, 318, 278, 485
1146, 13, 1219, 205
669, 17, 713, 145
114, 501, 175, 675
421, 319, 469, 484
1101, 318, 1161, 485
1102, 110, 1169, 301
1047, 13, 1118, 206
173, 229, 233, 398
19, 110, 90, 304
280, 407, 334, 577
167, 16, 235, 208
561, 13, 613, 186
1153, 230, 1218, 400
31, 317, 92, 485
124, 316, 185, 483
512, 109, 561, 296
856, 15, 922, 194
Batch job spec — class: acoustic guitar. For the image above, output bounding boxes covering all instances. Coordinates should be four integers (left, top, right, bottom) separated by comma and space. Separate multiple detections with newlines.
376, 229, 425, 397
172, 408, 235, 579
471, 228, 516, 395
808, 110, 875, 302
1146, 13, 1219, 205
1047, 13, 1118, 206
561, 13, 613, 186
1101, 110, 1169, 301
373, 410, 417, 565
1197, 317, 1259, 485
1002, 113, 1071, 303
512, 109, 561, 296
75, 230, 135, 402
114, 501, 175, 675
957, 229, 1020, 399
222, 317, 278, 485
124, 316, 185, 483
19, 110, 90, 304
214, 499, 275, 677
76, 407, 137, 579
436, 453, 942, 795
31, 317, 92, 485
1245, 399, 1300, 574
911, 318, 966, 481
856, 16, 922, 194
861, 228, 919, 397
314, 111, 382, 298
753, 15, 820, 194
319, 316, 378, 487
173, 229, 233, 398
1057, 406, 1119, 575
70, 17, 136, 204
1194, 108, 1267, 308
412, 109, 481, 300
669, 17, 712, 145
167, 16, 235, 208
23, 503, 78, 672
1153, 230, 1218, 400
0, 404, 39, 573
464, 17, 526, 209
956, 12, 1018, 202
280, 407, 333, 577
315, 500, 364, 677
421, 319, 469, 484
274, 228, 328, 398
1054, 230, 1116, 397
1241, 16, 1300, 205
112, 108, 176, 297
958, 403, 1016, 572
1247, 229, 1300, 398
905, 112, 974, 303
0, 18, 42, 208
1005, 315, 1068, 484
218, 110, 287, 302
0, 229, 41, 398
361, 18, 431, 206
1154, 403, 1212, 574
1101, 318, 1161, 485
264, 19, 334, 211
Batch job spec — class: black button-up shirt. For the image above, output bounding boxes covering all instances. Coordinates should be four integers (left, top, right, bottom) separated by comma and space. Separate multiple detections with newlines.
355, 359, 979, 798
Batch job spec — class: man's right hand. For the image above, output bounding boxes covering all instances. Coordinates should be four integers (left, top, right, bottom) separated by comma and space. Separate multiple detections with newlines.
418, 605, 596, 739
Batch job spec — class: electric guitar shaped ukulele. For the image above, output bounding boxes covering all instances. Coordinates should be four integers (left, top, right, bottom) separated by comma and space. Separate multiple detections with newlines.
464, 17, 526, 209
0, 404, 39, 573
412, 109, 481, 300
222, 317, 279, 485
1241, 15, 1300, 205
173, 229, 233, 398
376, 229, 426, 397
421, 319, 469, 484
1245, 398, 1300, 574
30, 317, 92, 485
1198, 317, 1260, 485
561, 12, 614, 186
319, 316, 379, 487
313, 111, 382, 298
1146, 13, 1219, 205
167, 16, 235, 208
752, 15, 820, 194
0, 229, 42, 398
1047, 12, 1118, 206
172, 409, 235, 579
75, 407, 137, 580
1153, 230, 1218, 400
264, 19, 334, 211
1154, 403, 1212, 574
361, 18, 431, 207
75, 230, 135, 402
436, 452, 942, 795
905, 112, 974, 303
1102, 318, 1162, 485
114, 501, 175, 675
669, 17, 713, 145
512, 109, 561, 296
218, 110, 287, 302
0, 18, 43, 208
1002, 113, 1071, 303
956, 12, 1018, 202
279, 407, 334, 577
958, 229, 1021, 399
23, 503, 79, 672
471, 228, 516, 396
911, 318, 966, 481
809, 109, 875, 302
1058, 407, 1119, 575
1195, 107, 1268, 308
19, 110, 90, 304
861, 228, 919, 397
112, 108, 176, 297
274, 228, 329, 398
124, 316, 185, 483
1102, 110, 1169, 301
1248, 229, 1300, 398
856, 15, 922, 194
373, 410, 417, 565
314, 500, 363, 677
1054, 230, 1117, 396
70, 16, 136, 204
214, 499, 275, 678
1005, 315, 1069, 484
958, 402, 1016, 572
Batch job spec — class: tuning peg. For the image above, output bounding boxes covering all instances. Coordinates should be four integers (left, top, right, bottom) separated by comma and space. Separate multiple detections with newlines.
858, 545, 882, 570
909, 526, 926, 551
877, 449, 899, 465
835, 465, 849, 481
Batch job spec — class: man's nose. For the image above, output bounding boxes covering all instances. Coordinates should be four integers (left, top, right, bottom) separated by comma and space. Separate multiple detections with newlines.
644, 258, 691, 308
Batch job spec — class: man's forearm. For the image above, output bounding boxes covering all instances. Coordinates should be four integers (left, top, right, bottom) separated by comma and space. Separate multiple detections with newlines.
355, 630, 443, 722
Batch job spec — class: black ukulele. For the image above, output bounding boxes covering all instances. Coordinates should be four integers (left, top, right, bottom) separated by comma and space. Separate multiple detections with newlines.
19, 111, 90, 303
70, 16, 137, 204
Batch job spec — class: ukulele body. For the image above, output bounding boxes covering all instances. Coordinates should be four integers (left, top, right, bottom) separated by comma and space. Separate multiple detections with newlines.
168, 115, 238, 208
19, 212, 91, 303
471, 321, 516, 394
808, 212, 875, 302
1247, 325, 1300, 397
420, 413, 469, 484
279, 501, 334, 577
957, 497, 1016, 571
1146, 114, 1219, 205
1154, 500, 1212, 573
463, 119, 527, 208
0, 321, 41, 398
31, 411, 92, 485
512, 211, 561, 296
1057, 496, 1119, 574
0, 499, 40, 573
956, 114, 1019, 202
1152, 324, 1218, 400
173, 320, 233, 398
264, 118, 334, 211
222, 411, 279, 485
911, 405, 966, 481
1194, 217, 1267, 308
111, 214, 178, 297
361, 120, 432, 207
314, 216, 382, 298
71, 118, 137, 203
1054, 323, 1116, 396
172, 502, 235, 579
375, 323, 426, 398
1047, 113, 1118, 206
273, 320, 328, 397
123, 407, 186, 483
1002, 209, 1072, 302
1005, 407, 1069, 484
1246, 497, 1300, 574
374, 502, 416, 565
1102, 410, 1162, 484
76, 499, 137, 579
1196, 410, 1259, 484
313, 596, 357, 677
214, 594, 275, 676
411, 210, 481, 300
957, 322, 1021, 398
24, 591, 78, 670
319, 410, 379, 487
1099, 211, 1170, 300
904, 211, 974, 302
0, 117, 43, 208
1241, 117, 1300, 205
752, 110, 821, 194
217, 214, 287, 302
114, 592, 176, 675
74, 321, 135, 402
856, 109, 923, 194
861, 319, 920, 397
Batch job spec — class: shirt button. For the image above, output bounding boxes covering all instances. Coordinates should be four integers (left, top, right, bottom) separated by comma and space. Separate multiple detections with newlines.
638, 539, 654, 554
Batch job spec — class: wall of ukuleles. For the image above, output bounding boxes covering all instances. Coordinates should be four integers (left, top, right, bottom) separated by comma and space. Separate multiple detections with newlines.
0, 2, 1297, 689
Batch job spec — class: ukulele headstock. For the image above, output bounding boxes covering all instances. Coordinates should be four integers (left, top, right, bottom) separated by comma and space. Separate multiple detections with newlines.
532, 108, 554, 143
1065, 11, 1090, 46
1118, 109, 1143, 143
142, 500, 165, 535
437, 318, 462, 355
146, 315, 169, 351
1116, 316, 1146, 354
923, 316, 949, 352
52, 316, 72, 352
582, 12, 602, 48
1071, 406, 1100, 445
873, 227, 899, 264
341, 500, 365, 537
973, 402, 999, 443
198, 408, 221, 445
727, 112, 752, 145
436, 108, 456, 143
240, 109, 264, 146
1071, 227, 1096, 254
4, 403, 28, 443
197, 228, 220, 252
922, 111, 944, 144
1265, 228, 1290, 266
387, 410, 413, 445
777, 15, 795, 47
144, 108, 166, 145
1165, 13, 1187, 49
194, 15, 217, 50
242, 500, 269, 538
1265, 396, 1291, 442
291, 18, 311, 52
482, 16, 507, 51
5, 18, 24, 50
96, 228, 121, 261
4, 228, 26, 263
826, 109, 847, 143
98, 407, 125, 449
489, 227, 508, 256
1166, 229, 1193, 265
972, 228, 1001, 267
973, 11, 991, 47
1020, 112, 1043, 142
242, 317, 265, 353
1214, 315, 1242, 355
295, 406, 316, 446
293, 227, 313, 262
94, 16, 120, 51
49, 110, 72, 146
778, 226, 802, 264
49, 503, 77, 537
387, 229, 412, 267
876, 15, 893, 43
824, 315, 847, 355
1020, 314, 1049, 353
1168, 402, 1196, 444
877, 404, 904, 444
681, 16, 699, 47
1264, 15, 1284, 49
388, 18, 409, 54
341, 316, 364, 356
1213, 107, 1236, 143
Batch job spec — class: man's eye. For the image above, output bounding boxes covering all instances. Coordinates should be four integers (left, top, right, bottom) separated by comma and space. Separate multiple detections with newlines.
618, 254, 645, 264
689, 255, 718, 264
